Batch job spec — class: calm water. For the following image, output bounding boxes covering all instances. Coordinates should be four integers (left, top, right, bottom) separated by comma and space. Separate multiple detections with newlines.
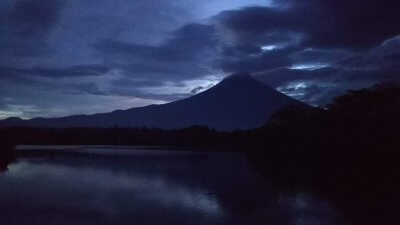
0, 146, 345, 225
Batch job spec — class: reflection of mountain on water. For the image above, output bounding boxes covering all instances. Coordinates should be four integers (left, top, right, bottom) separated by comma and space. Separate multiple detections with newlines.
8, 160, 222, 218
0, 149, 343, 225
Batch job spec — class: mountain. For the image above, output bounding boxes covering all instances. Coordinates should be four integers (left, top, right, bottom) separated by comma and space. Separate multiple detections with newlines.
0, 73, 307, 131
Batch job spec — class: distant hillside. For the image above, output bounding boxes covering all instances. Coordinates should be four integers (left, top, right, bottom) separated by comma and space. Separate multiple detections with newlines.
0, 73, 307, 131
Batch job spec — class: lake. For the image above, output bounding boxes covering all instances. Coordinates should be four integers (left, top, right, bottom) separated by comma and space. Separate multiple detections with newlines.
0, 146, 346, 225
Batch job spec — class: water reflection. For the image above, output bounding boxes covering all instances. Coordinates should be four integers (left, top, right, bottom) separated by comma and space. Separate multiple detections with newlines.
0, 148, 344, 225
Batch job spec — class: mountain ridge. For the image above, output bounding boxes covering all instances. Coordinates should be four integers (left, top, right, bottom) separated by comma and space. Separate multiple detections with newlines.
0, 74, 307, 130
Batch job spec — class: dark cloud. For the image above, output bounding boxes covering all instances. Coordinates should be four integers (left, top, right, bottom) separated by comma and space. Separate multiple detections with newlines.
0, 0, 65, 59
6, 0, 64, 38
0, 65, 110, 78
111, 79, 165, 88
190, 84, 214, 94
217, 47, 297, 74
290, 48, 353, 66
93, 23, 219, 83
190, 86, 205, 94
253, 37, 400, 106
254, 67, 338, 105
255, 67, 337, 87
31, 65, 110, 78
215, 7, 298, 42
209, 1, 400, 106
216, 0, 400, 49
299, 0, 400, 49
95, 24, 217, 62
109, 87, 191, 102
340, 39, 400, 72
221, 44, 262, 57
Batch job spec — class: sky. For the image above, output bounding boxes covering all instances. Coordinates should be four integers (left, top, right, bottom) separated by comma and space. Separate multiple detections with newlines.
1, 0, 400, 119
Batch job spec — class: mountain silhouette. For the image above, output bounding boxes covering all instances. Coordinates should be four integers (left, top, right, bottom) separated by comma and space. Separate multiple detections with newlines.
0, 73, 306, 130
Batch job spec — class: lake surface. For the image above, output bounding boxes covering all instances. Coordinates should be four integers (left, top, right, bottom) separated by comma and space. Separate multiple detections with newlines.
0, 146, 346, 225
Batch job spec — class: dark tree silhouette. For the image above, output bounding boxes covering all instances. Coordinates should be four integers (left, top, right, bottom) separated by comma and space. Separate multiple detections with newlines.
247, 82, 400, 225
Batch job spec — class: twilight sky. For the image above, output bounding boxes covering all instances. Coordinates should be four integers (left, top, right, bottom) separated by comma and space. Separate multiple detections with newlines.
1, 0, 400, 119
